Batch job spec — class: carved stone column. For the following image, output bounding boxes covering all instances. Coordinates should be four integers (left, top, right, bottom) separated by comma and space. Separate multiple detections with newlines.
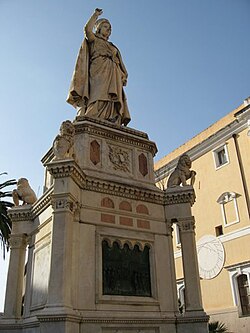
177, 216, 203, 312
4, 207, 33, 318
164, 186, 204, 314
45, 160, 83, 311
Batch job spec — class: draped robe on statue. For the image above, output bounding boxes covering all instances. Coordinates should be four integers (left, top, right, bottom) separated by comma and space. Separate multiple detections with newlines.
67, 36, 131, 126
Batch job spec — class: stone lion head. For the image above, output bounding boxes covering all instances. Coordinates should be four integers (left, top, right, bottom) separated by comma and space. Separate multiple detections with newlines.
177, 154, 192, 169
60, 120, 75, 137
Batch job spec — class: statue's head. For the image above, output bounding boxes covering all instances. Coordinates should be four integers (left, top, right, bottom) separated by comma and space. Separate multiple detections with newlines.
178, 154, 192, 169
95, 18, 111, 39
60, 120, 75, 137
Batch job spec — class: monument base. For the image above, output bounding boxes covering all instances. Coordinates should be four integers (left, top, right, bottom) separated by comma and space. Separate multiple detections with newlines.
1, 118, 209, 333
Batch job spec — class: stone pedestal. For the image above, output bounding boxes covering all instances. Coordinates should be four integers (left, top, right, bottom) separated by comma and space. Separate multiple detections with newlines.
0, 118, 208, 333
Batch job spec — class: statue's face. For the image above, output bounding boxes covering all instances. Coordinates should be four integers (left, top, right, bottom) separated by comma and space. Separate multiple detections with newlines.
100, 22, 111, 39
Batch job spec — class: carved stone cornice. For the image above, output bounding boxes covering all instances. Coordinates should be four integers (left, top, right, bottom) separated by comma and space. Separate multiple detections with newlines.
8, 206, 33, 222
9, 234, 27, 249
74, 117, 158, 156
74, 115, 148, 138
176, 217, 196, 232
46, 159, 86, 188
85, 177, 163, 204
79, 318, 176, 325
32, 188, 53, 217
164, 186, 196, 206
37, 313, 81, 323
51, 193, 79, 214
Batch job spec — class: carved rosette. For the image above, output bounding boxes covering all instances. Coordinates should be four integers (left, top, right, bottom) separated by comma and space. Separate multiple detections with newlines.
108, 145, 130, 172
9, 234, 27, 249
176, 217, 196, 233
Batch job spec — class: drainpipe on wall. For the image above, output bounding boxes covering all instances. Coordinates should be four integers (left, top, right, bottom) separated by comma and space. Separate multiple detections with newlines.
232, 133, 250, 218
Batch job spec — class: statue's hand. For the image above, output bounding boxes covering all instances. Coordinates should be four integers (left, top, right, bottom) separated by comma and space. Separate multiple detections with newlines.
95, 8, 103, 16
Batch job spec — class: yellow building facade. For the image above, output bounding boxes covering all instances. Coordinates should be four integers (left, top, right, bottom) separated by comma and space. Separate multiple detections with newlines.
155, 99, 250, 333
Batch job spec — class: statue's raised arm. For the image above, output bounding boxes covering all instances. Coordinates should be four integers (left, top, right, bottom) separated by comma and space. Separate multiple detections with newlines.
67, 9, 131, 126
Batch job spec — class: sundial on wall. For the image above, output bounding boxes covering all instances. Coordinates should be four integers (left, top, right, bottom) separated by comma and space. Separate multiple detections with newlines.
197, 235, 225, 280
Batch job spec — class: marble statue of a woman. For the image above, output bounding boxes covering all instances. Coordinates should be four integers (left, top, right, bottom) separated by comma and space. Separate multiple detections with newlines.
67, 8, 131, 126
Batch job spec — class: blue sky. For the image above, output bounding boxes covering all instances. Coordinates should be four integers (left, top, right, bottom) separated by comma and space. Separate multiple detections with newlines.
0, 0, 249, 310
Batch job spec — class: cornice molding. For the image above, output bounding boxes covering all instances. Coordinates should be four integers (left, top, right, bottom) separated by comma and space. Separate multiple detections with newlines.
85, 177, 163, 204
74, 117, 157, 156
74, 115, 148, 138
32, 188, 53, 217
46, 159, 86, 188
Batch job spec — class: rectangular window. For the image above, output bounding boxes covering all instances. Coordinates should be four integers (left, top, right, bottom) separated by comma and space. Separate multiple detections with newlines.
238, 274, 250, 316
213, 145, 229, 169
215, 225, 223, 236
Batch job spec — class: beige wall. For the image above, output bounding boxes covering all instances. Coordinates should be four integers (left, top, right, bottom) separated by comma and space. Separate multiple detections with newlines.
156, 108, 250, 332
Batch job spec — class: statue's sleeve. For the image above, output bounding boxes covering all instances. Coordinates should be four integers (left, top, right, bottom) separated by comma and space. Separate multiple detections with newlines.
66, 39, 89, 108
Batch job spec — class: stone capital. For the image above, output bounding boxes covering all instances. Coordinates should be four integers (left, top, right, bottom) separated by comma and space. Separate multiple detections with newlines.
8, 206, 33, 223
9, 234, 28, 249
176, 216, 196, 232
51, 193, 79, 214
164, 185, 196, 206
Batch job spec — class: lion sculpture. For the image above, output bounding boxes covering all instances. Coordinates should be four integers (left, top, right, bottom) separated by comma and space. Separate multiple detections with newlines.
167, 154, 196, 188
12, 178, 37, 206
53, 120, 75, 160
